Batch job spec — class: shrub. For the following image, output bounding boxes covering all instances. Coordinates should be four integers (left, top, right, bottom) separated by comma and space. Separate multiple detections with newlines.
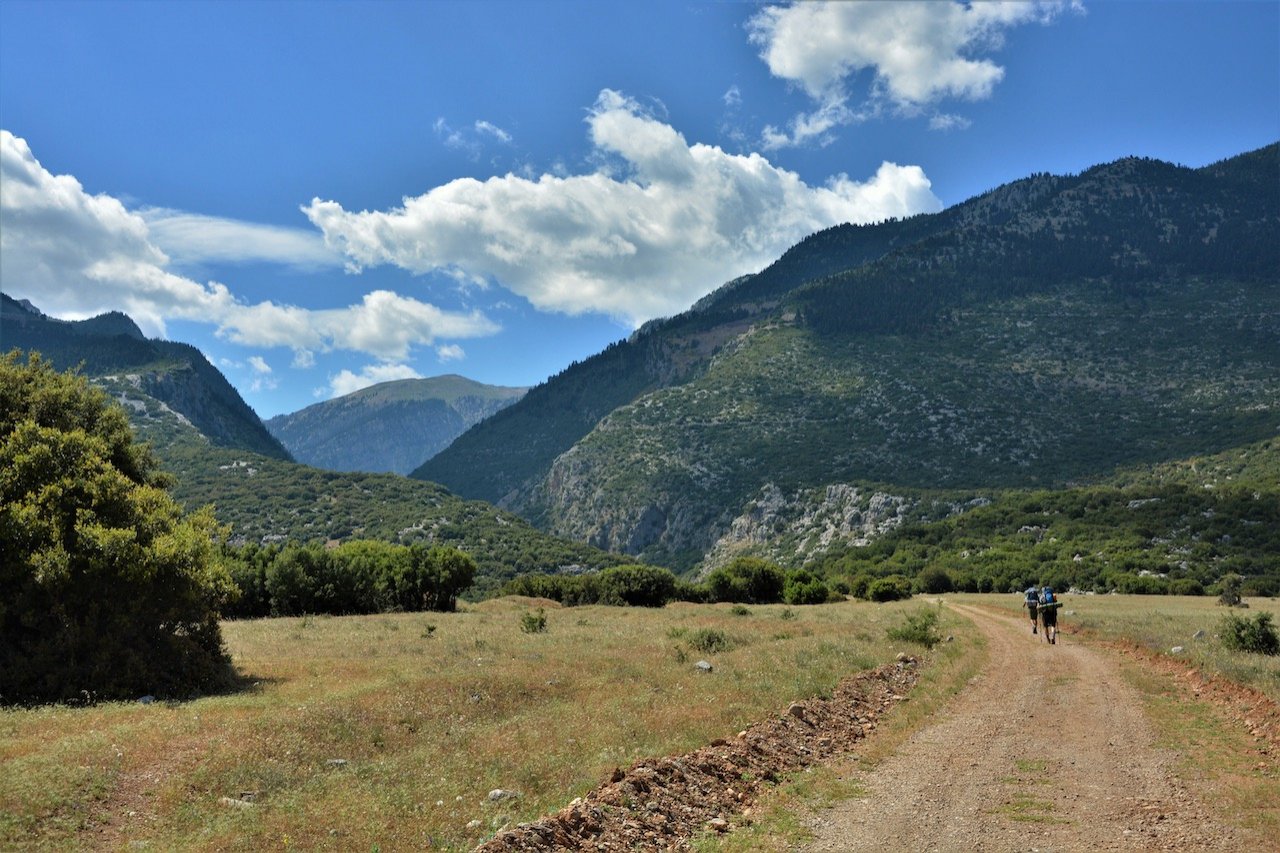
914, 567, 954, 594
1219, 612, 1279, 655
887, 608, 942, 649
867, 575, 914, 602
1169, 578, 1205, 596
784, 569, 831, 605
673, 579, 710, 603
520, 608, 548, 634
597, 564, 677, 607
730, 604, 751, 616
1215, 573, 1245, 607
705, 557, 785, 604
687, 628, 732, 654
1, 353, 237, 703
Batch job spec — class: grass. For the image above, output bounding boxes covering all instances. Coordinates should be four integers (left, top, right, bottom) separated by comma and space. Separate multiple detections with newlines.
1, 597, 932, 852
692, 602, 983, 852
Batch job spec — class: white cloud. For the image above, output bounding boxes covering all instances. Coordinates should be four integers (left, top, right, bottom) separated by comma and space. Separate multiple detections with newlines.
247, 355, 272, 374
0, 130, 497, 361
474, 120, 512, 144
748, 1, 1079, 147
929, 113, 972, 132
304, 89, 943, 326
141, 208, 342, 270
723, 85, 742, 107
436, 343, 465, 362
327, 362, 423, 398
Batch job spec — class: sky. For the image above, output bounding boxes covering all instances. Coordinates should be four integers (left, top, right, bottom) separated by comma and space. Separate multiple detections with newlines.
1, 1, 1276, 418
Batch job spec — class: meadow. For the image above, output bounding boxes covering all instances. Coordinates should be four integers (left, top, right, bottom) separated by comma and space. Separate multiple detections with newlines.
0, 597, 970, 851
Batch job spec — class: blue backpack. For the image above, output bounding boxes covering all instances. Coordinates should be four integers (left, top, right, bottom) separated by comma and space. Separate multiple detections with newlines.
1041, 588, 1055, 605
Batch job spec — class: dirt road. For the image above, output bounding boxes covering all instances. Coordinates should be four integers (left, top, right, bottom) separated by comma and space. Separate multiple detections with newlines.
803, 603, 1250, 852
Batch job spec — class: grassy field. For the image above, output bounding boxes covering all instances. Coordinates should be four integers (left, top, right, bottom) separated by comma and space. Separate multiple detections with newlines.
0, 597, 970, 852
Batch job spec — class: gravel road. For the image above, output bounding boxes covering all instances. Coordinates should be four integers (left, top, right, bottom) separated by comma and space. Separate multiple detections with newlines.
802, 603, 1252, 852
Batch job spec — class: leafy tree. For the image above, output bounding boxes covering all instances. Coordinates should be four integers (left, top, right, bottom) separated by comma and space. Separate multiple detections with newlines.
1, 352, 236, 703
784, 569, 832, 605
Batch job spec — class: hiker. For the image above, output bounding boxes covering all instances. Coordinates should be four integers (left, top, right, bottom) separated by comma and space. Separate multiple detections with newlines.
1039, 586, 1059, 644
1023, 587, 1039, 634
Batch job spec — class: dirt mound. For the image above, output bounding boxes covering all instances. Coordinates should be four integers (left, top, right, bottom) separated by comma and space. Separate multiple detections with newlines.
475, 661, 921, 851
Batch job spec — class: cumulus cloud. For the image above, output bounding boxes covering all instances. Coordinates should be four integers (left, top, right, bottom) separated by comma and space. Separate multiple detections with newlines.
327, 362, 423, 398
748, 1, 1079, 147
0, 130, 497, 361
304, 89, 942, 326
247, 355, 272, 374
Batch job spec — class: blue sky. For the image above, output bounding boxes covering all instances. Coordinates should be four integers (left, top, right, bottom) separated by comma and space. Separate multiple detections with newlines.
1, 0, 1276, 417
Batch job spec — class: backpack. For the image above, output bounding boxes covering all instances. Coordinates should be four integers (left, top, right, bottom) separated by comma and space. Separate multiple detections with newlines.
1041, 589, 1055, 605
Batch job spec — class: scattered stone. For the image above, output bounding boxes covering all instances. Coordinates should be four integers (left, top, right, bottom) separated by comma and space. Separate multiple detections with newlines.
1193, 629, 1207, 640
467, 819, 483, 830
945, 635, 955, 643
488, 789, 520, 803
708, 818, 729, 833
218, 796, 254, 810
896, 652, 909, 662
325, 758, 348, 768
1171, 646, 1184, 655
695, 660, 714, 672
787, 702, 807, 721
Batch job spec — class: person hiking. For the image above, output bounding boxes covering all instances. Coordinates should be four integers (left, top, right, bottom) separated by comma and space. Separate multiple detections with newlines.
1023, 587, 1039, 634
1039, 586, 1059, 644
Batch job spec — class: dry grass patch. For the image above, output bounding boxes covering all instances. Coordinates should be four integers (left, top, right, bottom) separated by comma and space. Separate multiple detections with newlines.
2, 597, 931, 851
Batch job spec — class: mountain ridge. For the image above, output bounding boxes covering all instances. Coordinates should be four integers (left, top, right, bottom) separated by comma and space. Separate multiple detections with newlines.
415, 143, 1279, 570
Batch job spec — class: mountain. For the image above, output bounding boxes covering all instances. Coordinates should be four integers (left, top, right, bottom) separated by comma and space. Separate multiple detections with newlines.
266, 376, 527, 475
415, 144, 1280, 571
1, 296, 624, 593
1, 293, 291, 461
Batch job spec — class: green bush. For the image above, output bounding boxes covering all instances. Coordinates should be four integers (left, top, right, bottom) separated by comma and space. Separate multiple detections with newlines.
705, 557, 785, 604
1219, 612, 1279, 655
596, 564, 677, 607
887, 608, 942, 649
520, 608, 548, 634
867, 575, 914, 602
1, 353, 237, 703
784, 569, 831, 605
687, 627, 732, 654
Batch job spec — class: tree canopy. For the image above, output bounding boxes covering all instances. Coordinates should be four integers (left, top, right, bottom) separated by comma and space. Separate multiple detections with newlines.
1, 352, 236, 703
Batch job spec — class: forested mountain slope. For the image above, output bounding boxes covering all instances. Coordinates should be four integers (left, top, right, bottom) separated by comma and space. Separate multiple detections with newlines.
416, 145, 1279, 570
266, 376, 527, 475
1, 294, 291, 461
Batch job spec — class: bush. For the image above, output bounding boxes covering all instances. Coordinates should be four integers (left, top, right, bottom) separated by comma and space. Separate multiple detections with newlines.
784, 569, 832, 605
687, 628, 732, 654
1169, 578, 1205, 596
1215, 573, 1245, 607
705, 557, 785, 604
914, 567, 954, 594
887, 607, 942, 649
520, 608, 548, 634
597, 564, 676, 607
867, 575, 914, 602
1, 353, 237, 703
1219, 612, 1279, 655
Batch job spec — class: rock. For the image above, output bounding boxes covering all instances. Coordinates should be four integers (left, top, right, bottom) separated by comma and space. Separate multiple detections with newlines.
466, 819, 482, 830
708, 817, 729, 833
218, 796, 254, 810
787, 702, 807, 721
1171, 646, 1185, 654
138, 695, 156, 705
896, 652, 909, 662
325, 758, 348, 768
695, 660, 713, 672
488, 788, 520, 803
1193, 629, 1207, 640
945, 635, 955, 643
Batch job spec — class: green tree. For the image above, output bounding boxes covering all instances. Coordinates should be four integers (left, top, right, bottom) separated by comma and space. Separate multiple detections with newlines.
1, 352, 236, 703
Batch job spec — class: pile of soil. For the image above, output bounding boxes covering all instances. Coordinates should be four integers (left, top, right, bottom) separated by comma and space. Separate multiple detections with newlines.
475, 660, 921, 852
